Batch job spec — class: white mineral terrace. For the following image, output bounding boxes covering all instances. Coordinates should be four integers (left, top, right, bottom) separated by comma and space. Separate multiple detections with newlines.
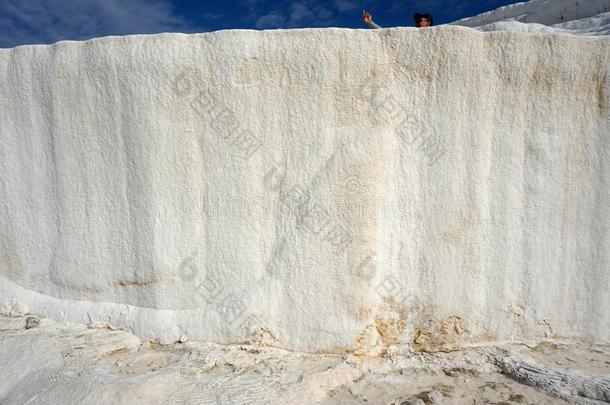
0, 27, 608, 357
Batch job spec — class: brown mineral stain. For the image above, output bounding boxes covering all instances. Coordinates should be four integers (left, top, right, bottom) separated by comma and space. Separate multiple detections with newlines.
598, 79, 607, 114
148, 339, 165, 350
356, 308, 372, 322
440, 215, 479, 245
531, 66, 542, 86
374, 317, 406, 347
47, 272, 163, 294
412, 315, 469, 352
441, 315, 468, 337
117, 277, 162, 288
413, 329, 433, 349
351, 315, 408, 358
108, 347, 130, 356
351, 324, 382, 357
247, 327, 276, 347
538, 319, 557, 339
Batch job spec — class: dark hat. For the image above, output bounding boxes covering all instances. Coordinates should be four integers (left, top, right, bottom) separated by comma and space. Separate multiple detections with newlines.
413, 12, 433, 25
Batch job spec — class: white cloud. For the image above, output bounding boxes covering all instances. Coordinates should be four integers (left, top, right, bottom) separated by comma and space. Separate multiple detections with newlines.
288, 3, 314, 26
0, 0, 197, 48
242, 0, 267, 20
245, 0, 340, 29
287, 1, 336, 27
335, 0, 359, 13
255, 13, 286, 28
202, 12, 224, 20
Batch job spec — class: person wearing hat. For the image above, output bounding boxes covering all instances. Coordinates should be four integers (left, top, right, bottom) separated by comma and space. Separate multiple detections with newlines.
363, 10, 433, 28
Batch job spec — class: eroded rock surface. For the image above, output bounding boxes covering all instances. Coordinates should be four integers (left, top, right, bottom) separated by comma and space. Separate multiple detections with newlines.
0, 315, 608, 404
1, 27, 609, 352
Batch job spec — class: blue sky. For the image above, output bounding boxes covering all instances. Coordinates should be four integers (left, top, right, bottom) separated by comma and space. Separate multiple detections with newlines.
0, 0, 522, 48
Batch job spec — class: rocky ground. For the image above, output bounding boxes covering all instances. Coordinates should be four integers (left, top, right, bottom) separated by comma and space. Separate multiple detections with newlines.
0, 314, 608, 405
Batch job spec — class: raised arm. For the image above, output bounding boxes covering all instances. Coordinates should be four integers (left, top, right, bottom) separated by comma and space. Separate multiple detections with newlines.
363, 10, 382, 29
366, 19, 382, 29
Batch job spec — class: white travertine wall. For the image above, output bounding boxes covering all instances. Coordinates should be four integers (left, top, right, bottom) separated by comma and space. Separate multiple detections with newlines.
0, 27, 608, 353
453, 0, 610, 27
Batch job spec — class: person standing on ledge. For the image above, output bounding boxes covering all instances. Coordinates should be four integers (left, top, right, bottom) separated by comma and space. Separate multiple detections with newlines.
363, 10, 434, 28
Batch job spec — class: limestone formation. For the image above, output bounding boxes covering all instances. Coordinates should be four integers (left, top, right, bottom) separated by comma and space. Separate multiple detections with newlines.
1, 27, 608, 353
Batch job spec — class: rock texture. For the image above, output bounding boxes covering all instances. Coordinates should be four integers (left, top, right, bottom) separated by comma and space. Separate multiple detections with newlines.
453, 0, 610, 27
452, 0, 610, 36
1, 27, 609, 353
1, 314, 609, 405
